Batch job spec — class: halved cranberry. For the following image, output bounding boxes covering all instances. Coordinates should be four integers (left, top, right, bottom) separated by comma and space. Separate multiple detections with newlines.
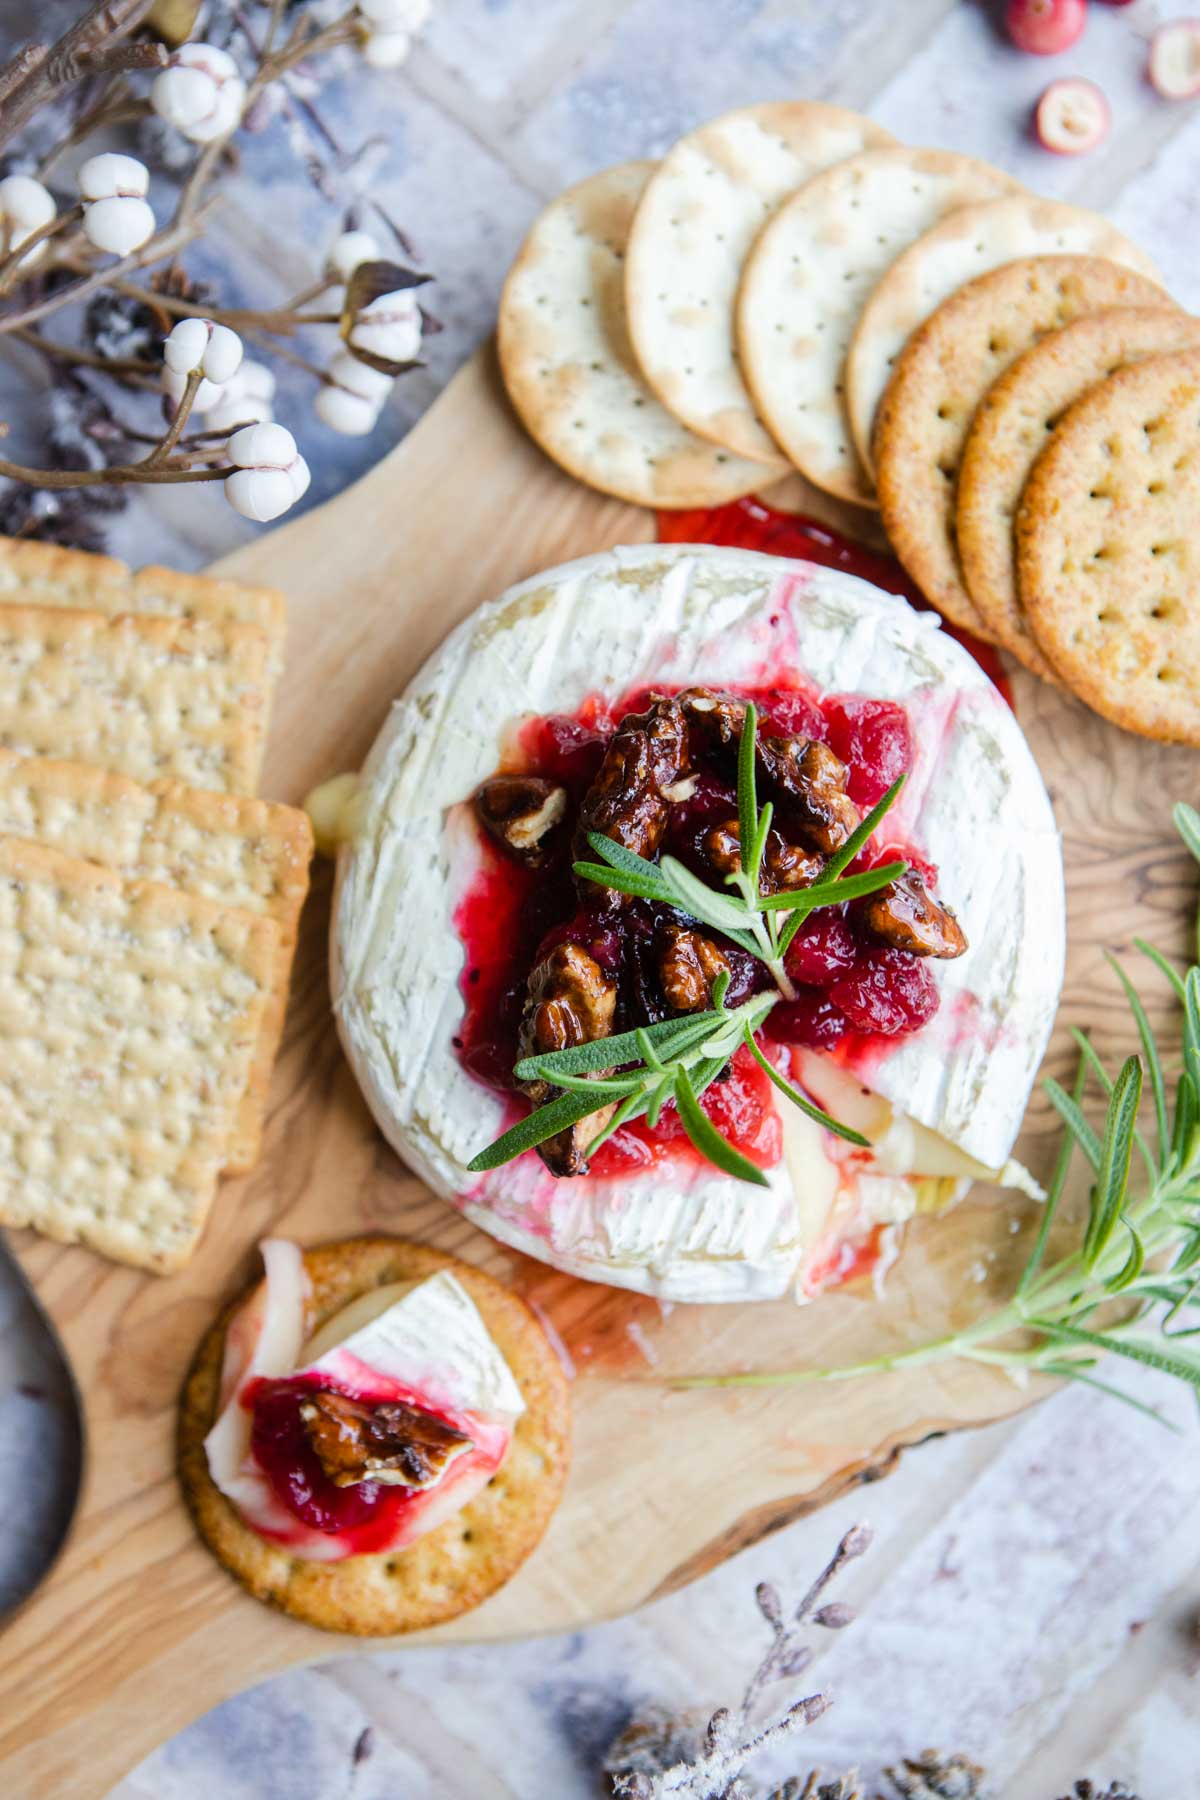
822, 696, 913, 807
785, 911, 859, 987
522, 714, 609, 792
830, 948, 939, 1036
757, 686, 827, 742
763, 991, 850, 1050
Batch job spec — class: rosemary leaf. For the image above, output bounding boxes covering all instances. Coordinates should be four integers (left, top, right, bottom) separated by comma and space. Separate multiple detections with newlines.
818, 775, 905, 884
1040, 1318, 1200, 1388
741, 1025, 870, 1148
659, 854, 759, 935
1044, 1077, 1102, 1171
738, 700, 760, 888
672, 1067, 769, 1187
571, 860, 673, 902
467, 1088, 616, 1171
757, 859, 909, 912
1016, 1051, 1086, 1299
583, 831, 665, 881
1082, 1055, 1142, 1268
1108, 952, 1169, 1164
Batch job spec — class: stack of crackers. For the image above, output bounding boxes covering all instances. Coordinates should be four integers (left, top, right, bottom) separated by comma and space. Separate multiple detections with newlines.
499, 103, 1197, 744
0, 537, 313, 1273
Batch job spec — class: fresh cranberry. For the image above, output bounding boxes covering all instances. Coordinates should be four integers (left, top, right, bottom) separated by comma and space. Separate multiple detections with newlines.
1005, 0, 1086, 56
822, 696, 912, 806
757, 686, 827, 742
764, 991, 850, 1050
830, 949, 939, 1037
785, 911, 859, 987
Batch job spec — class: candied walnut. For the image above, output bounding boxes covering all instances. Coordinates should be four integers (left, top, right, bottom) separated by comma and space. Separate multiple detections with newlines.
299, 1389, 473, 1489
861, 869, 968, 959
658, 923, 730, 1012
678, 688, 860, 854
474, 775, 567, 866
701, 818, 824, 893
758, 736, 860, 854
539, 1101, 618, 1178
575, 695, 689, 890
517, 941, 618, 1176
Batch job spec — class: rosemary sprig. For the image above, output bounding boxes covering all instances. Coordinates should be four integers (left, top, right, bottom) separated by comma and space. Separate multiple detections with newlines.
673, 803, 1200, 1423
469, 702, 896, 1180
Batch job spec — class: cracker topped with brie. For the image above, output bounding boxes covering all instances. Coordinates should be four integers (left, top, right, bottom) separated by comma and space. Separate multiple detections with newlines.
179, 1236, 570, 1634
329, 545, 1065, 1305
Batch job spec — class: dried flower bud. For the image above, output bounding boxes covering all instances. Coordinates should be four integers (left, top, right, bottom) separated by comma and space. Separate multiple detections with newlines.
325, 229, 381, 282
839, 1523, 873, 1561
361, 28, 414, 68
203, 360, 275, 432
0, 175, 55, 265
755, 1580, 783, 1627
78, 153, 155, 256
778, 1644, 814, 1678
812, 1602, 855, 1630
225, 422, 311, 522
315, 348, 393, 435
151, 43, 246, 144
164, 317, 243, 383
348, 288, 422, 367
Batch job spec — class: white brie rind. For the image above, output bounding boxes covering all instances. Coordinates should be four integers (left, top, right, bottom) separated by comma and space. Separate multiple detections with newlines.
331, 543, 1066, 1305
204, 1245, 525, 1560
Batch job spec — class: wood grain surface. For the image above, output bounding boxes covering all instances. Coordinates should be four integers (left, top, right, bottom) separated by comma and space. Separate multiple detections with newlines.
0, 345, 1196, 1800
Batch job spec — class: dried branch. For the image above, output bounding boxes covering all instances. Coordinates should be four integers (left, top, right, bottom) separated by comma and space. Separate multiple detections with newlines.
0, 0, 162, 151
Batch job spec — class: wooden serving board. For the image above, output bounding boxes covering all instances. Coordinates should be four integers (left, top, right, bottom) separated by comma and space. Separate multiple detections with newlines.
1, 345, 1197, 1799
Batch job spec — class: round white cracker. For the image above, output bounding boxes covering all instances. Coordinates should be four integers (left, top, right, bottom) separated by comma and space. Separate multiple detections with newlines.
498, 162, 768, 510
846, 193, 1163, 480
623, 102, 896, 468
736, 147, 1020, 508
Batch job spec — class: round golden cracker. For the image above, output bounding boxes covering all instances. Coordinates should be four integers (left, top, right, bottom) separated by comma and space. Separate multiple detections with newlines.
179, 1235, 571, 1636
958, 307, 1200, 678
1016, 347, 1200, 744
874, 257, 1170, 639
498, 163, 767, 509
846, 195, 1163, 482
736, 147, 1019, 507
623, 102, 896, 467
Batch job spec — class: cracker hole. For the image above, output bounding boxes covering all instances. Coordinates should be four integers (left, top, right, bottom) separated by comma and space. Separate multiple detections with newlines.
1157, 666, 1178, 682
1148, 481, 1165, 495
1151, 601, 1176, 621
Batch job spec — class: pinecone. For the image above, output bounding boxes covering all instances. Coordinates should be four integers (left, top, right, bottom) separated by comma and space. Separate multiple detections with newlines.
0, 485, 110, 554
769, 1776, 865, 1799
1060, 1785, 1141, 1800
85, 290, 159, 364
880, 1751, 988, 1799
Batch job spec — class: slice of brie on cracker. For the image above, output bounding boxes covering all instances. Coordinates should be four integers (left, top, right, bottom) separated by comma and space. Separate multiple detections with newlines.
205, 1242, 525, 1561
330, 545, 1065, 1304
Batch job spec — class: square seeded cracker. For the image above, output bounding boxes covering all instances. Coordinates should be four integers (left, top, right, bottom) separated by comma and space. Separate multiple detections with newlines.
0, 834, 280, 1272
0, 604, 272, 794
0, 753, 314, 1173
0, 535, 285, 670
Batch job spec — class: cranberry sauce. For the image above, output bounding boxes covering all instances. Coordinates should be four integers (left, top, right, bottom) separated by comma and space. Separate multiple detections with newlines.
455, 670, 945, 1174
246, 1374, 418, 1551
658, 496, 1013, 706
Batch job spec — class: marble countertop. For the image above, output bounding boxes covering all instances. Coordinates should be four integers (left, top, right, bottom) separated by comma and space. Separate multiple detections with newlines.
3, 1, 1200, 1794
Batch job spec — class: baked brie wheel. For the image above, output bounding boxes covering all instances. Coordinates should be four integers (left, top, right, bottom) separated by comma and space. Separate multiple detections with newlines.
328, 545, 1065, 1305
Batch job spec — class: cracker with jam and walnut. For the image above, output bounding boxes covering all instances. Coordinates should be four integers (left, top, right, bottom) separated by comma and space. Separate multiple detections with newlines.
180, 1235, 570, 1636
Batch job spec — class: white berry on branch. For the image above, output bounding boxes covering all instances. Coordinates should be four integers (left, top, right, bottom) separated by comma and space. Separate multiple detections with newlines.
78, 152, 155, 255
0, 175, 56, 266
225, 422, 312, 522
151, 43, 248, 144
315, 348, 394, 434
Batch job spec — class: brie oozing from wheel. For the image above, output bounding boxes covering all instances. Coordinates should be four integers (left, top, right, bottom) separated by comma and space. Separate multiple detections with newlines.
204, 1242, 525, 1560
329, 544, 1065, 1305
